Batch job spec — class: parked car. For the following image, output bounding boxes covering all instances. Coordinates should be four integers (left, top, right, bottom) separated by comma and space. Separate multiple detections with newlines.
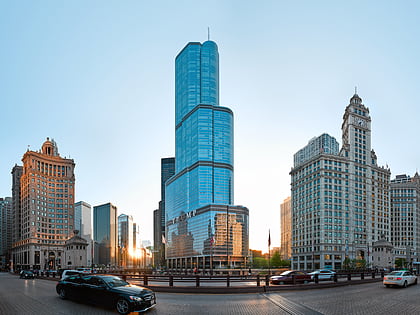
56, 274, 156, 314
19, 270, 35, 279
61, 269, 83, 280
76, 267, 92, 274
269, 270, 311, 285
308, 269, 336, 280
383, 270, 418, 288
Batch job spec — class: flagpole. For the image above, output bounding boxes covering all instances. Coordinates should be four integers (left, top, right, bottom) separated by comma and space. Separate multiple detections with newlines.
268, 229, 271, 276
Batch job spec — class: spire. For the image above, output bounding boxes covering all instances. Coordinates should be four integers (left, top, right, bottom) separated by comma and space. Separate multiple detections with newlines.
207, 27, 210, 41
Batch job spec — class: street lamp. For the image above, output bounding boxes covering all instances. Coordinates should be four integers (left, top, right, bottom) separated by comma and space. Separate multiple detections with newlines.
226, 205, 229, 269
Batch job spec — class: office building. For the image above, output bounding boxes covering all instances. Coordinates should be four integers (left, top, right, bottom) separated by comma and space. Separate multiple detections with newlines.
11, 138, 76, 270
93, 203, 118, 266
0, 197, 12, 269
294, 134, 340, 167
165, 40, 249, 269
280, 196, 292, 260
11, 165, 23, 246
74, 201, 93, 266
153, 157, 175, 267
290, 94, 391, 270
390, 173, 420, 265
118, 213, 134, 268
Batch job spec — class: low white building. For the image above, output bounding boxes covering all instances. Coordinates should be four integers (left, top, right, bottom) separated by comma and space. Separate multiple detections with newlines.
372, 237, 393, 270
64, 230, 88, 269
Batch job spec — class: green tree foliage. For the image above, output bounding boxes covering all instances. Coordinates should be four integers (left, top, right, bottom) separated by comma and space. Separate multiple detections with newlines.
343, 258, 366, 270
252, 257, 268, 268
395, 258, 406, 268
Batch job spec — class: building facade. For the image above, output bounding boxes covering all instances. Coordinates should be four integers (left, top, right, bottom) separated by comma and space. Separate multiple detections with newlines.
290, 94, 391, 270
74, 201, 93, 267
11, 138, 76, 271
0, 197, 12, 270
165, 40, 249, 269
118, 213, 134, 268
280, 196, 292, 260
93, 203, 118, 267
64, 230, 88, 269
390, 173, 420, 266
372, 237, 394, 270
153, 157, 175, 267
11, 165, 23, 253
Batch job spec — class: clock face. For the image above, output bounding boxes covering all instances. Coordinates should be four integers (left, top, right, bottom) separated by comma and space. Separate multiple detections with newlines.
356, 118, 366, 127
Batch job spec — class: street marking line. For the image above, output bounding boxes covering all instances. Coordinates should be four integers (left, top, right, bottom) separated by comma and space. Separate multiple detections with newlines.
262, 293, 324, 315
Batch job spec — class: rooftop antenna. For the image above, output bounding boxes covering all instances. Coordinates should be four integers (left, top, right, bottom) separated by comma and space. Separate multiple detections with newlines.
208, 27, 210, 41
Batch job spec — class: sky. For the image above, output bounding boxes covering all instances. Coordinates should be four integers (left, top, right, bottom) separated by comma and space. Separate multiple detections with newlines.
1, 1, 419, 252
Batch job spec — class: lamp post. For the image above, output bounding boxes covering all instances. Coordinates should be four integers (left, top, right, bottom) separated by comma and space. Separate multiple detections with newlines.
226, 205, 229, 269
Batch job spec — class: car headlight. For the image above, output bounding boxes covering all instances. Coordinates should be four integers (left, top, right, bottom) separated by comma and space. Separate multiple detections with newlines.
129, 296, 143, 302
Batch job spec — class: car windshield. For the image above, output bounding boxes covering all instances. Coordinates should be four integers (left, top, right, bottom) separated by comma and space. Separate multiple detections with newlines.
102, 276, 129, 287
388, 271, 403, 276
280, 271, 294, 275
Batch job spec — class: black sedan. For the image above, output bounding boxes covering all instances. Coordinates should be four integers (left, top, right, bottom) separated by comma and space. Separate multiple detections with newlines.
19, 270, 35, 279
56, 274, 156, 314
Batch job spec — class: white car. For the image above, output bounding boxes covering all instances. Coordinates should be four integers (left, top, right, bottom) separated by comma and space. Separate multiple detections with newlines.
308, 269, 336, 280
61, 269, 82, 280
383, 270, 418, 288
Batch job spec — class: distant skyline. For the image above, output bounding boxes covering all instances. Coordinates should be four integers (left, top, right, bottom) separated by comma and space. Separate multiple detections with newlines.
1, 1, 419, 251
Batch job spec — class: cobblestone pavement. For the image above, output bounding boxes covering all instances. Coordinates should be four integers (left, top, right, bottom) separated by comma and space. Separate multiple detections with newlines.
276, 279, 420, 315
0, 273, 284, 314
1, 272, 418, 314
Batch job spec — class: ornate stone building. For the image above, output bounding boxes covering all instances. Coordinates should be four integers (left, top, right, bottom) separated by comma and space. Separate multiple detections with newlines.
11, 138, 75, 271
290, 94, 391, 270
64, 230, 88, 269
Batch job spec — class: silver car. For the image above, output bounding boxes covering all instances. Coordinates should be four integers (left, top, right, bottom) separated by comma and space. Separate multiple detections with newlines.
308, 269, 336, 280
383, 270, 418, 288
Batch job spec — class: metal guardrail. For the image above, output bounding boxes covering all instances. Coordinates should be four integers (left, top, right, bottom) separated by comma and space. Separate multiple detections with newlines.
113, 271, 386, 288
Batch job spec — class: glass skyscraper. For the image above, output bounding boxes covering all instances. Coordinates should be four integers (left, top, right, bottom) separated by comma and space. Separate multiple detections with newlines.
93, 203, 118, 267
165, 40, 249, 270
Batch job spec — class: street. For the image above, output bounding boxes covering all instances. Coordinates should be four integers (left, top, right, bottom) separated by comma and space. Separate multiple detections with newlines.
1, 272, 419, 314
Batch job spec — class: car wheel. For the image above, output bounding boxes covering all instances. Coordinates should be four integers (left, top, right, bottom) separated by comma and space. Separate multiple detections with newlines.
403, 281, 408, 288
116, 298, 131, 315
414, 278, 418, 285
385, 284, 390, 288
58, 287, 67, 299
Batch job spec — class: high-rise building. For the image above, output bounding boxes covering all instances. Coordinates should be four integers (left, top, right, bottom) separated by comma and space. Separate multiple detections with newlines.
294, 134, 340, 167
0, 197, 12, 269
118, 213, 134, 268
11, 138, 76, 270
165, 40, 249, 270
74, 201, 93, 266
93, 203, 118, 266
153, 157, 175, 267
290, 94, 391, 270
11, 165, 23, 246
280, 196, 292, 260
390, 173, 420, 265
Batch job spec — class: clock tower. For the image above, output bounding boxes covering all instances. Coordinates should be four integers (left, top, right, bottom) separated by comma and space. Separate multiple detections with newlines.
340, 93, 372, 162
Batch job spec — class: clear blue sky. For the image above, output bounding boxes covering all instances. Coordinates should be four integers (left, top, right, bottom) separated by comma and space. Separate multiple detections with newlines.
1, 1, 419, 251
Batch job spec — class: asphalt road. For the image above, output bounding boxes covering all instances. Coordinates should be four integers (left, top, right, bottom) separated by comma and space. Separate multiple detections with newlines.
1, 272, 419, 314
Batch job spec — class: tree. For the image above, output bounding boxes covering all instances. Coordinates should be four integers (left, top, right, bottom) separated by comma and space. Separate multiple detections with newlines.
270, 251, 282, 268
395, 258, 406, 268
252, 257, 268, 268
